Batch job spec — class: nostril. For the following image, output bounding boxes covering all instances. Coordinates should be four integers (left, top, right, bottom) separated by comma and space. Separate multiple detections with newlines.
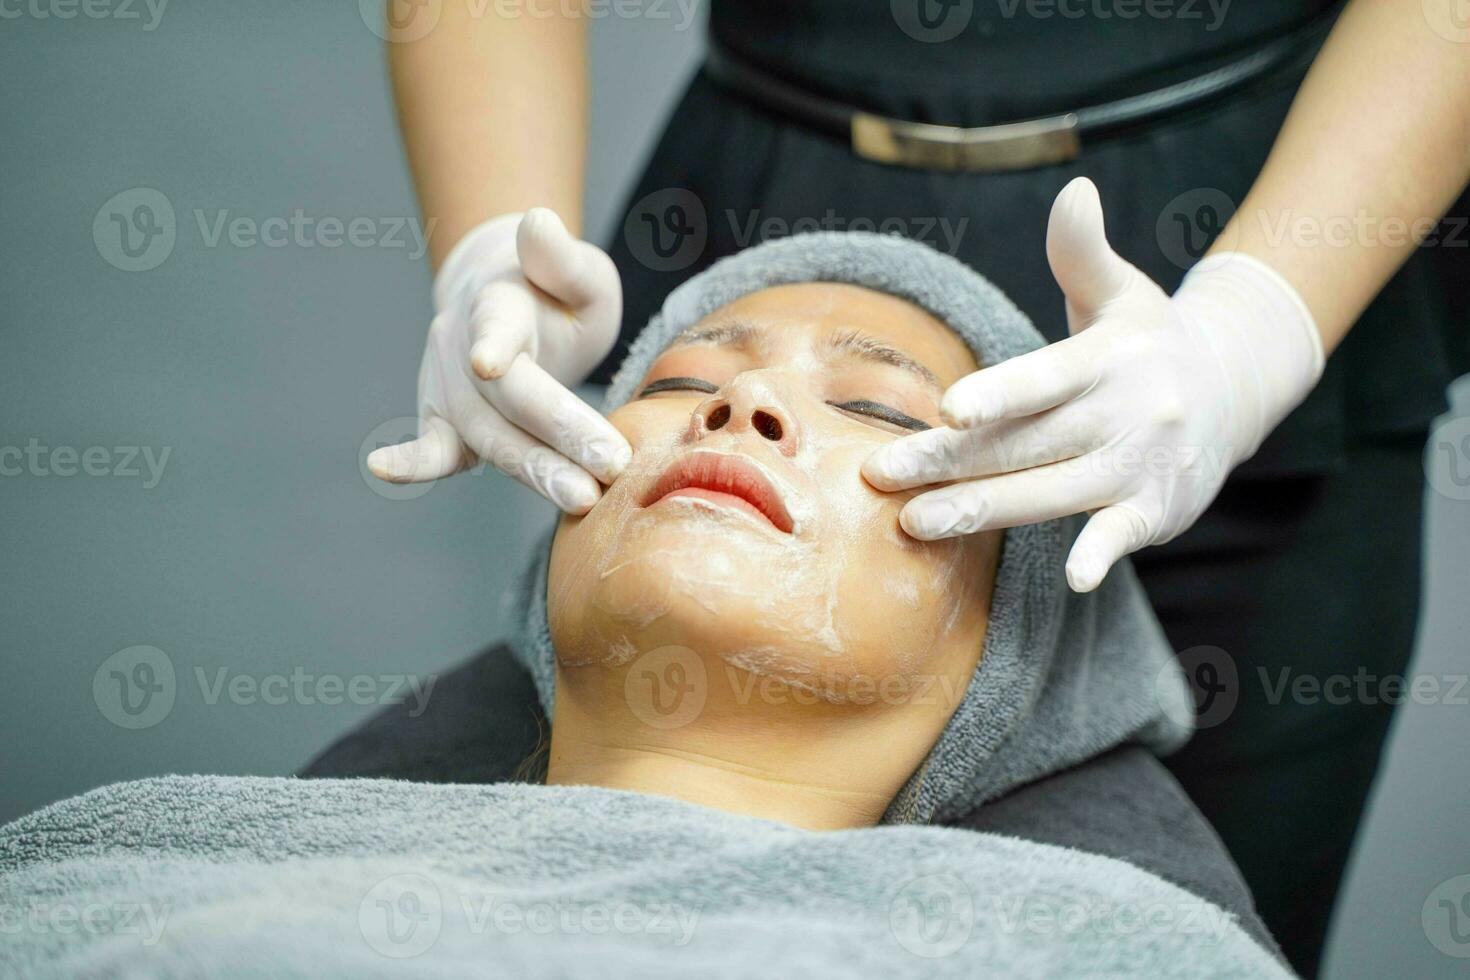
752, 410, 783, 442
705, 404, 731, 431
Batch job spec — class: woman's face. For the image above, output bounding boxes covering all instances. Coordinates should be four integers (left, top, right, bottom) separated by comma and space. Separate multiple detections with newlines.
548, 282, 999, 701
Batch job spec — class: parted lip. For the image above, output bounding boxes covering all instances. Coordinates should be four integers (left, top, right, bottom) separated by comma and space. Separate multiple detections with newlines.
640, 451, 795, 533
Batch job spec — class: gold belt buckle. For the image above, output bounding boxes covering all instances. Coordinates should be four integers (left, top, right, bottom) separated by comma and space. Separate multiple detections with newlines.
851, 111, 1081, 173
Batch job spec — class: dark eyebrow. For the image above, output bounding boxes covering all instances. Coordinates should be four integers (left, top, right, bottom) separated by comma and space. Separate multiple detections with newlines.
669, 320, 758, 349
828, 328, 941, 390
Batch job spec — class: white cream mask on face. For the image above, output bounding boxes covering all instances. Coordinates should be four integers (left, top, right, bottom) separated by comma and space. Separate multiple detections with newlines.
548, 344, 975, 699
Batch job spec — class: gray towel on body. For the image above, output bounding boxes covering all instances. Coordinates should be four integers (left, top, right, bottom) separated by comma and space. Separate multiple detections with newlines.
0, 775, 1289, 979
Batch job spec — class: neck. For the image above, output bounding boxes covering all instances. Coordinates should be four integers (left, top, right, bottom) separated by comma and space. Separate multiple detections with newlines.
546, 733, 894, 830
544, 658, 966, 831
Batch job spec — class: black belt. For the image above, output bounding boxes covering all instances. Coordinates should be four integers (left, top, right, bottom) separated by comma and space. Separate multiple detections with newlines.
704, 4, 1343, 173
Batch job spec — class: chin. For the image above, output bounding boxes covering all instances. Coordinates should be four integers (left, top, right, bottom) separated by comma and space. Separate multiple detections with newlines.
554, 506, 833, 655
554, 525, 953, 709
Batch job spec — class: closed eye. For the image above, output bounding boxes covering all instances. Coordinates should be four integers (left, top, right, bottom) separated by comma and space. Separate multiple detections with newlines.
638, 376, 720, 397
828, 400, 931, 432
638, 379, 929, 431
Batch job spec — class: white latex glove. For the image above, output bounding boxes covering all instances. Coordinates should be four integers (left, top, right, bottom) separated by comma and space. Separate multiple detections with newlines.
368, 209, 631, 513
863, 177, 1324, 592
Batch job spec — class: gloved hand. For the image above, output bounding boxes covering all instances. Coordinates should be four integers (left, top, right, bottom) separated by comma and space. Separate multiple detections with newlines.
367, 209, 631, 513
863, 177, 1324, 592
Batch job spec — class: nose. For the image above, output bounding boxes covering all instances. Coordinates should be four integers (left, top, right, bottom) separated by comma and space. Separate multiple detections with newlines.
690, 381, 799, 456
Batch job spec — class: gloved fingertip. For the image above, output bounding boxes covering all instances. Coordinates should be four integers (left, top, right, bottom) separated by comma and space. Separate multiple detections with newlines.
1065, 555, 1106, 593
518, 207, 570, 253
940, 388, 994, 429
937, 406, 969, 430
1055, 175, 1099, 211
521, 206, 563, 232
859, 450, 898, 490
900, 500, 963, 541
552, 473, 600, 515
898, 506, 937, 540
579, 435, 633, 485
562, 489, 598, 515
365, 446, 398, 480
469, 343, 507, 381
606, 443, 634, 480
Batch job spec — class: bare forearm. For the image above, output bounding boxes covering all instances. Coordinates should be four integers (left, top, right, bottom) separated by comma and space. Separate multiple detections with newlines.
1211, 0, 1470, 352
389, 0, 588, 268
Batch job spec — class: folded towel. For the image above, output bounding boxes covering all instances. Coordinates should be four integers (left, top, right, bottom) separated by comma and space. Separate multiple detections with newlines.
0, 775, 1291, 979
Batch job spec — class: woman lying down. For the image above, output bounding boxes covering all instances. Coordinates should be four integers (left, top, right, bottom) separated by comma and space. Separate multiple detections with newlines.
1, 234, 1292, 978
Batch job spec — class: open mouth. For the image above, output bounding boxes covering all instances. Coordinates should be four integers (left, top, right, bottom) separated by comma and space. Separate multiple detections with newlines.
641, 451, 795, 533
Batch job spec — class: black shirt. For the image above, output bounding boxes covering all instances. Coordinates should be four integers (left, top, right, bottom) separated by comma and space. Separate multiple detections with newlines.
711, 0, 1341, 123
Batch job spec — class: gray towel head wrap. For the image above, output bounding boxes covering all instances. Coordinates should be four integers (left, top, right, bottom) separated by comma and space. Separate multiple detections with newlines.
508, 232, 1192, 825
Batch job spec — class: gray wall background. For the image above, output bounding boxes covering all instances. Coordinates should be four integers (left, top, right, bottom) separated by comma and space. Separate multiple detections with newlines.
0, 3, 1466, 976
